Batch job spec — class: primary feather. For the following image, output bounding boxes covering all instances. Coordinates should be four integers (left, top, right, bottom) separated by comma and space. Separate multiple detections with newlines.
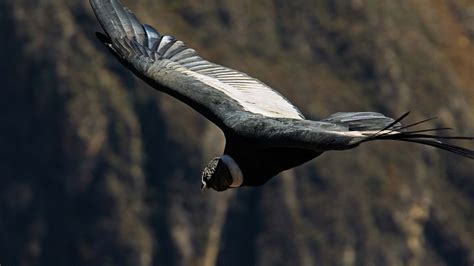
91, 0, 303, 120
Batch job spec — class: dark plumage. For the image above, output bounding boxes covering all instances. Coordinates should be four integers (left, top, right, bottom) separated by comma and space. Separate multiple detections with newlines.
90, 0, 474, 192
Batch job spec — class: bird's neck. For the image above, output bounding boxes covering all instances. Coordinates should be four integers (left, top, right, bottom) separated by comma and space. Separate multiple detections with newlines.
221, 155, 243, 187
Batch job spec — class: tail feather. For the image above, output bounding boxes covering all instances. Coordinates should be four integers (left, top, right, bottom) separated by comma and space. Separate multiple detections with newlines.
360, 112, 474, 159
394, 116, 439, 132
386, 138, 474, 159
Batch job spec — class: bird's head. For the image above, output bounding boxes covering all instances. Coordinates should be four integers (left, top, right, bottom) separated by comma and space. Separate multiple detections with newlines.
201, 155, 243, 192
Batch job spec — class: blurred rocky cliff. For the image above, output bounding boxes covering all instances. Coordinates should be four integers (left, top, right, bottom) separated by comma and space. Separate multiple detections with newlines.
1, 0, 473, 265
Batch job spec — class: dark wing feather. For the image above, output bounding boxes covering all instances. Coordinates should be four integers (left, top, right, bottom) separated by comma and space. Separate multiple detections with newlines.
242, 114, 474, 159
90, 0, 304, 130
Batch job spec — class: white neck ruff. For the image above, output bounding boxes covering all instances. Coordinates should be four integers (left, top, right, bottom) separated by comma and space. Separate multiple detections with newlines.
221, 155, 243, 187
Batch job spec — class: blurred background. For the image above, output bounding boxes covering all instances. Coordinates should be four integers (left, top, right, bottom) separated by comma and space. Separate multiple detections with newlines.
1, 0, 474, 265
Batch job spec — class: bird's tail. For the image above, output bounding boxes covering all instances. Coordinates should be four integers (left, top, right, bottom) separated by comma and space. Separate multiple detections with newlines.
354, 112, 474, 159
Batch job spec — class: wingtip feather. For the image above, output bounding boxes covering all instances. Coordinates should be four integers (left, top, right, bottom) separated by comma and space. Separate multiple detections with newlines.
360, 112, 474, 159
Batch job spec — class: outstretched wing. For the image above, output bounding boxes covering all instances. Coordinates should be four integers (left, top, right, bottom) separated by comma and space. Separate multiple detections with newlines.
90, 0, 304, 129
238, 112, 474, 159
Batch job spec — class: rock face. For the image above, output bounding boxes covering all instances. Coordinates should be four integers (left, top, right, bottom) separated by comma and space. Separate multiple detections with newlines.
1, 0, 473, 265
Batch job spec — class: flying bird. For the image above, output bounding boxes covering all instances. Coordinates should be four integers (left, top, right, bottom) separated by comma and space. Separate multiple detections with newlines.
90, 0, 474, 192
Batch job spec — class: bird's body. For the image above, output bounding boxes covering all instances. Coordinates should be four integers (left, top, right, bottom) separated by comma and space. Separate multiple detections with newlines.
227, 146, 320, 187
90, 0, 473, 192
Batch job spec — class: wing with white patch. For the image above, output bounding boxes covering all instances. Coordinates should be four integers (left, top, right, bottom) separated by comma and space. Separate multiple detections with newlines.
174, 58, 303, 119
90, 0, 304, 128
